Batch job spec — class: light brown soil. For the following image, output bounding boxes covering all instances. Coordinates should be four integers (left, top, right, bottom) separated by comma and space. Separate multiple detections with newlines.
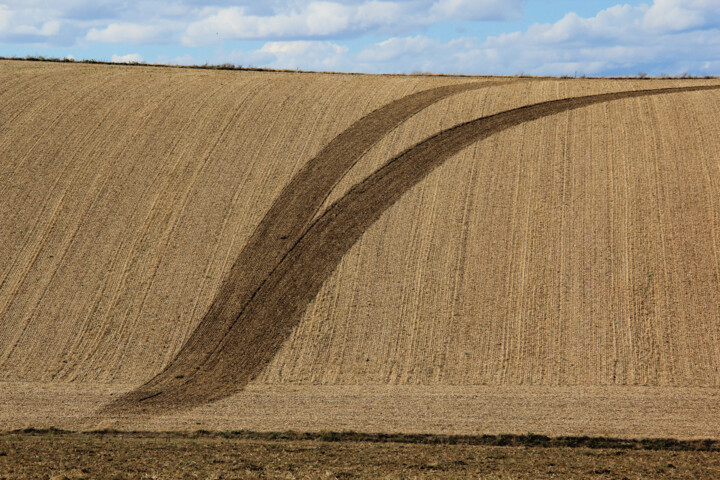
2, 60, 720, 438
3, 382, 720, 440
107, 79, 521, 414
110, 84, 720, 415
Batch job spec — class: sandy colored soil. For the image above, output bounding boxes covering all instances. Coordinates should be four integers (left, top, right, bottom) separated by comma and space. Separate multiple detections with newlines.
3, 383, 720, 440
111, 83, 720, 415
2, 60, 720, 437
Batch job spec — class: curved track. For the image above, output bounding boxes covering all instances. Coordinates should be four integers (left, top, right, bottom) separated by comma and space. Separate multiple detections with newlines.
100, 79, 511, 414
104, 83, 720, 416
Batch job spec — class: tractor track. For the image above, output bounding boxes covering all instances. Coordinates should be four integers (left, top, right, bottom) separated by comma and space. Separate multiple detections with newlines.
103, 82, 720, 416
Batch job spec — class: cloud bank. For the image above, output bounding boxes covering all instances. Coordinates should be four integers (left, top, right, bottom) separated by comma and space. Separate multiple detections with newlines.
0, 0, 718, 75
224, 1, 720, 75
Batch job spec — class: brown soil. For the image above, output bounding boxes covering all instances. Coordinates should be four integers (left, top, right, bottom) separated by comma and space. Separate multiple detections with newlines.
109, 84, 720, 415
3, 383, 720, 440
3, 61, 720, 438
3, 431, 720, 480
106, 79, 520, 414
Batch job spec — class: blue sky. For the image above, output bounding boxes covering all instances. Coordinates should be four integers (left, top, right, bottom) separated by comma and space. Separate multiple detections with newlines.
0, 0, 718, 75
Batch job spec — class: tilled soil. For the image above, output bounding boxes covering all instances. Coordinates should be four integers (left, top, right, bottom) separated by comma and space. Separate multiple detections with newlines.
2, 432, 720, 480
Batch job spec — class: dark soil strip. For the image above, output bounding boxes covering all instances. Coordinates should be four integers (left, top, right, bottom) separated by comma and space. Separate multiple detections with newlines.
105, 83, 720, 416
8, 428, 720, 451
101, 80, 509, 413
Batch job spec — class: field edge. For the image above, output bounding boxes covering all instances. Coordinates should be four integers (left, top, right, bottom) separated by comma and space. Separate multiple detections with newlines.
4, 428, 720, 452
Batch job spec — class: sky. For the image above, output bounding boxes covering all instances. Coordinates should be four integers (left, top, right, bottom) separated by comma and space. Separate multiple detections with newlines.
0, 0, 719, 75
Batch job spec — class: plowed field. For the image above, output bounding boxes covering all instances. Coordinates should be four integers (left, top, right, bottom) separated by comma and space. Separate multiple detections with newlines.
2, 60, 720, 438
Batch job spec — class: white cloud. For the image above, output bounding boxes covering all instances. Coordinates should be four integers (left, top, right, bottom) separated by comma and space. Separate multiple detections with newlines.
476, 2, 720, 74
0, 0, 719, 76
430, 0, 523, 22
354, 1, 405, 26
224, 40, 350, 70
207, 0, 720, 76
183, 2, 390, 45
0, 4, 67, 43
0, 5, 12, 31
13, 20, 61, 36
644, 0, 720, 32
111, 53, 143, 63
262, 40, 348, 68
181, 0, 525, 45
346, 2, 720, 75
1, 0, 526, 47
500, 5, 645, 46
86, 23, 170, 44
356, 35, 437, 62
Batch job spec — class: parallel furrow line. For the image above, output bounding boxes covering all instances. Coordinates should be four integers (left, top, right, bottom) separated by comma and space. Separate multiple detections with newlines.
104, 83, 720, 416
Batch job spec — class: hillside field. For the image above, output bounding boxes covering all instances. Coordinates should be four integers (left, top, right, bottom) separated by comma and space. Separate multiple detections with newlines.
1, 59, 720, 438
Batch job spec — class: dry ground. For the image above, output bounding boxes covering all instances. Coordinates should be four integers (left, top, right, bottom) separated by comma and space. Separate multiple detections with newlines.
2, 431, 720, 480
4, 383, 720, 439
2, 59, 720, 437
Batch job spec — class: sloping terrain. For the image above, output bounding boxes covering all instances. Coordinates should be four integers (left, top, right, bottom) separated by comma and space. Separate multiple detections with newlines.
1, 60, 720, 437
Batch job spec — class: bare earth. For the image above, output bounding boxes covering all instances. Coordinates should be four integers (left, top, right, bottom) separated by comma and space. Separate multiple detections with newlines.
1, 383, 720, 440
4, 432, 720, 480
2, 60, 720, 438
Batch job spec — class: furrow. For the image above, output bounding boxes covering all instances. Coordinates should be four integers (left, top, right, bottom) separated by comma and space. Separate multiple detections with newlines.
103, 83, 720, 416
120, 80, 511, 395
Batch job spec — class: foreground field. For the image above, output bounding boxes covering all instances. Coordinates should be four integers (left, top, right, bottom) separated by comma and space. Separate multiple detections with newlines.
2, 431, 720, 479
4, 383, 720, 439
2, 59, 720, 436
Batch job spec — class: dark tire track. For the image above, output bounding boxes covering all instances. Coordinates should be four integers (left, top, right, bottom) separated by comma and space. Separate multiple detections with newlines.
104, 83, 720, 416
100, 79, 510, 414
